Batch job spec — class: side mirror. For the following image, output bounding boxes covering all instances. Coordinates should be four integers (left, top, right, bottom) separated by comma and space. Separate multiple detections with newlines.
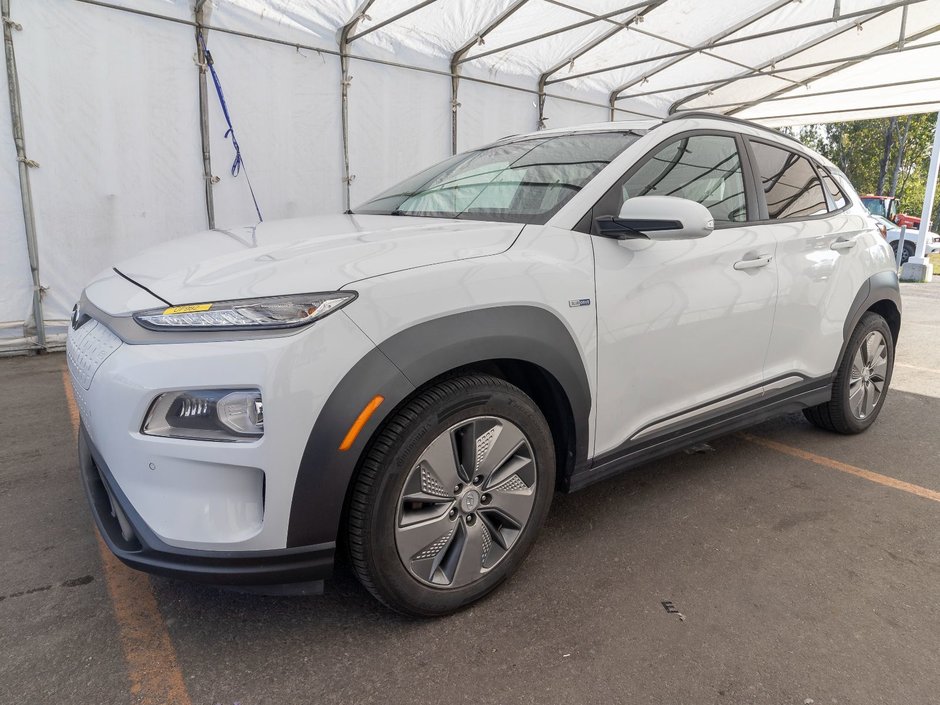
594, 195, 715, 241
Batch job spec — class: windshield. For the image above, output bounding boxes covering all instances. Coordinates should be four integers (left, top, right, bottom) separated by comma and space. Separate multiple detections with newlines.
861, 197, 886, 218
354, 131, 640, 224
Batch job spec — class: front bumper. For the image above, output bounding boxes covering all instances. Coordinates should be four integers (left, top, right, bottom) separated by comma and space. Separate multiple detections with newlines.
80, 423, 335, 585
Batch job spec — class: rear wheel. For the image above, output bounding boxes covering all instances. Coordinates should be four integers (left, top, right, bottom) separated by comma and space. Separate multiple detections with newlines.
347, 374, 555, 617
803, 312, 894, 434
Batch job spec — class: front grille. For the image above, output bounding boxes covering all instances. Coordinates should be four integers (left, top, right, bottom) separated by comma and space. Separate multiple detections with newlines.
66, 319, 122, 391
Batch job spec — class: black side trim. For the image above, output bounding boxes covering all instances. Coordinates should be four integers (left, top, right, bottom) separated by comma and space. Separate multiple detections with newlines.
566, 377, 831, 493
621, 372, 808, 444
80, 426, 334, 585
286, 306, 592, 548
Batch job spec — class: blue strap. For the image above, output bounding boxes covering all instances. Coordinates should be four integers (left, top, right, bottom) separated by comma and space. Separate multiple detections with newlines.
198, 31, 263, 223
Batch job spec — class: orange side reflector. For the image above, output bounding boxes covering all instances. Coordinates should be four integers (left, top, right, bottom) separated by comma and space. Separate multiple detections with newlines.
338, 395, 384, 451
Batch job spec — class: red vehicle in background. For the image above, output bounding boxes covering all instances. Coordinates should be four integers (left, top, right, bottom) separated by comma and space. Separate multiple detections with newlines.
861, 194, 922, 229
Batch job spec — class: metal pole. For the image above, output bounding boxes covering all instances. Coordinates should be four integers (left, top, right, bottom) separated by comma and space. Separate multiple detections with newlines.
907, 111, 940, 275
347, 0, 441, 42
195, 0, 215, 230
450, 0, 530, 153
536, 3, 654, 130
70, 0, 657, 123
559, 0, 926, 87
339, 0, 376, 212
896, 225, 907, 270
725, 21, 940, 117
669, 6, 905, 113
608, 0, 795, 109
2, 0, 45, 349
749, 99, 940, 124
455, 1, 654, 66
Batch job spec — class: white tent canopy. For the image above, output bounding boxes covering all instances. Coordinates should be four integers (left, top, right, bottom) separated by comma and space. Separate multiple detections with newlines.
2, 0, 939, 352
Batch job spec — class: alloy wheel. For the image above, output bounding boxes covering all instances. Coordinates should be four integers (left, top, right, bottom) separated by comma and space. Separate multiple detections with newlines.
849, 330, 888, 420
394, 416, 538, 589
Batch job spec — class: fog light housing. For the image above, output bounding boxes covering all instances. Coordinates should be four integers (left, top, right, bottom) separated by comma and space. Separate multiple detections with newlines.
142, 389, 263, 442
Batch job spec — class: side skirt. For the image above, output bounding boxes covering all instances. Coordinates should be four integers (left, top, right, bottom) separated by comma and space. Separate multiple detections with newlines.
564, 379, 831, 493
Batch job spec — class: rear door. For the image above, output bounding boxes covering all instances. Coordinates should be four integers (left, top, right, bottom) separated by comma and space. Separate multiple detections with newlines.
591, 131, 778, 459
746, 139, 872, 385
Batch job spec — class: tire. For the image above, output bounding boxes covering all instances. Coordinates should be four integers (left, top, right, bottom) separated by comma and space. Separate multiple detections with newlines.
891, 240, 915, 266
347, 374, 555, 617
803, 312, 894, 434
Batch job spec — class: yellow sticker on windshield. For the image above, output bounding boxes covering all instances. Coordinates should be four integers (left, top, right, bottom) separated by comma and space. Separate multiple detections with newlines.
163, 304, 212, 315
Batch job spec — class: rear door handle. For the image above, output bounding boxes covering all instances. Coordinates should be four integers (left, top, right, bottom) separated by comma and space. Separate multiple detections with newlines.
733, 254, 773, 270
831, 237, 857, 251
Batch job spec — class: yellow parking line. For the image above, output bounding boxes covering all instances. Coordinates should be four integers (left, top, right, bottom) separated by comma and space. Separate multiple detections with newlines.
62, 368, 192, 705
741, 432, 940, 503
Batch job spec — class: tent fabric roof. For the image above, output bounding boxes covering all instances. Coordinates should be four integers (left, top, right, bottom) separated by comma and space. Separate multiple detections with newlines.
183, 0, 940, 125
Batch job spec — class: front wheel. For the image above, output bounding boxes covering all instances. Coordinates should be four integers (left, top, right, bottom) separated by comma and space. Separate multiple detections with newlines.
347, 374, 555, 617
803, 312, 894, 434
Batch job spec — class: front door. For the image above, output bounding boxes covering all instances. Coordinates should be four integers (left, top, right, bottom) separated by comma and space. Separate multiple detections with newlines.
591, 131, 778, 459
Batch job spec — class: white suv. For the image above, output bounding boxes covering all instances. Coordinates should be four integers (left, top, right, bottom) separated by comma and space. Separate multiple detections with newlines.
69, 113, 900, 616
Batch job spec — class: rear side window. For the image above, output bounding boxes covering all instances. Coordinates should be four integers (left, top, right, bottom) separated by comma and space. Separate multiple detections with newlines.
819, 168, 848, 210
750, 141, 828, 219
618, 134, 748, 223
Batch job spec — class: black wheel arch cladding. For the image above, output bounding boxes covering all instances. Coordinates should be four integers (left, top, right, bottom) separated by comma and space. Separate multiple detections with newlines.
842, 270, 901, 358
286, 306, 592, 548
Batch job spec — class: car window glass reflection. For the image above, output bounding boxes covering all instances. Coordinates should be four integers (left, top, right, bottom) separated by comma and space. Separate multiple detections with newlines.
751, 142, 828, 219
619, 134, 748, 223
355, 132, 640, 224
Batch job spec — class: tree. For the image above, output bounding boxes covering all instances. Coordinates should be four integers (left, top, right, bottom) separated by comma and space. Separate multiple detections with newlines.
794, 113, 939, 225
876, 117, 897, 195
889, 117, 911, 197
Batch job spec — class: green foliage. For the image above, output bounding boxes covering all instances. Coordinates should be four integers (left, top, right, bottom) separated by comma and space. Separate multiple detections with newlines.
791, 114, 938, 223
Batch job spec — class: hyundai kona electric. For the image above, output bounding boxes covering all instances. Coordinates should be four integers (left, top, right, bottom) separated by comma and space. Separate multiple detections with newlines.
69, 113, 900, 616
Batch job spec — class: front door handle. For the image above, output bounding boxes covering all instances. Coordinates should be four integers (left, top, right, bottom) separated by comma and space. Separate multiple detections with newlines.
831, 237, 857, 251
733, 254, 773, 270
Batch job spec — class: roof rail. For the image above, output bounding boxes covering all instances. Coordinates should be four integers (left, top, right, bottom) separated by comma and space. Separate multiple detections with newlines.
662, 110, 803, 146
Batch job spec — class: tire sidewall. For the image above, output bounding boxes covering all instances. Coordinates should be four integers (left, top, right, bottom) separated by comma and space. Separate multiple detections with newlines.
835, 313, 894, 433
363, 381, 555, 616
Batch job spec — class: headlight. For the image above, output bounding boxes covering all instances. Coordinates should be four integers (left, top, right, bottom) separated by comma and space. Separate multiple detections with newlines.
142, 389, 263, 442
133, 292, 356, 331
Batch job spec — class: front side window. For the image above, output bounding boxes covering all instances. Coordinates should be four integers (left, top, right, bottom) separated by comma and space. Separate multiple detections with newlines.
618, 134, 748, 223
750, 141, 828, 219
355, 131, 640, 224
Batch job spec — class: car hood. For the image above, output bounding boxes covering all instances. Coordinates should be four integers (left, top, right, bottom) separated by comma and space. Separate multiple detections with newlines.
85, 214, 523, 313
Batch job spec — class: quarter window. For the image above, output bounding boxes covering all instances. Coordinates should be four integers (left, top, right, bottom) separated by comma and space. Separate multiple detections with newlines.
750, 141, 828, 219
819, 168, 848, 210
618, 134, 748, 223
